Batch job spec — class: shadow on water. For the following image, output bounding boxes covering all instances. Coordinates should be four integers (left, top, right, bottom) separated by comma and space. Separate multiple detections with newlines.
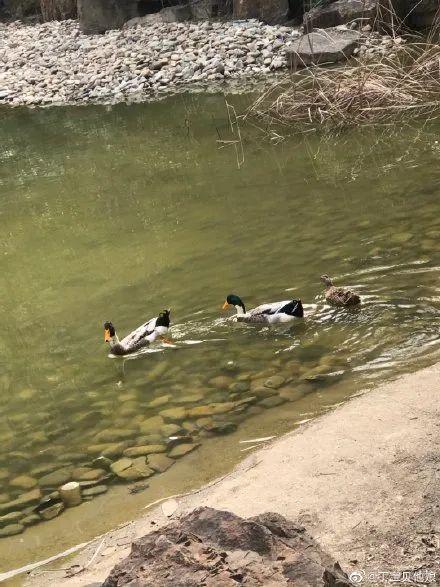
0, 93, 439, 574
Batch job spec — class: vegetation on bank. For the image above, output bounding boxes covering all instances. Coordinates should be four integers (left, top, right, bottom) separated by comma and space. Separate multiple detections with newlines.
246, 39, 440, 134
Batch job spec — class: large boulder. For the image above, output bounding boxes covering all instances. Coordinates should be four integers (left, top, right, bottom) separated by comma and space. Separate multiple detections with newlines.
233, 0, 290, 24
287, 28, 361, 66
77, 0, 138, 33
103, 507, 351, 586
303, 0, 377, 30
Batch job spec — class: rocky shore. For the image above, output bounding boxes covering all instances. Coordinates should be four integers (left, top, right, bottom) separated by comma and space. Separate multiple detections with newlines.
21, 361, 439, 586
0, 18, 404, 107
0, 19, 301, 106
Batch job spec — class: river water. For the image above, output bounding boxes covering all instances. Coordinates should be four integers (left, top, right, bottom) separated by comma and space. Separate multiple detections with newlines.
0, 94, 439, 575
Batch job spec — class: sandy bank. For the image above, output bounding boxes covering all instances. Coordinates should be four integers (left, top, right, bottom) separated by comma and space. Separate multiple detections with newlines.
23, 361, 439, 585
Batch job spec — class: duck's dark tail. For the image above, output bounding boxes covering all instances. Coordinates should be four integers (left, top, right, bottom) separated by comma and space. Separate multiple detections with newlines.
279, 299, 304, 318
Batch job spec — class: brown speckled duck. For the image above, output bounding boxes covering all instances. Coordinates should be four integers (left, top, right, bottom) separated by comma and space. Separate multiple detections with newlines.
320, 275, 361, 307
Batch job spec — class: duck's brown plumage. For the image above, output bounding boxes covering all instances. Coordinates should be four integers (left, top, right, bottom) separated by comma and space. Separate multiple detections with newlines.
320, 275, 361, 307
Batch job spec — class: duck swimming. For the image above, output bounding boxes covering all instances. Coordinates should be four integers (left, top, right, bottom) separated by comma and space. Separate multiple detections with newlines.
104, 309, 171, 356
222, 294, 304, 324
320, 275, 361, 306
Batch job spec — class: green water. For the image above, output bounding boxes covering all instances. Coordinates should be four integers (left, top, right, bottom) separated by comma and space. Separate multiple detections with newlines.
0, 94, 439, 574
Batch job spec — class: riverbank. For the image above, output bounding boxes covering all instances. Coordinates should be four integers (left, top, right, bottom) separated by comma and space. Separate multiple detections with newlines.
21, 361, 439, 586
0, 18, 405, 107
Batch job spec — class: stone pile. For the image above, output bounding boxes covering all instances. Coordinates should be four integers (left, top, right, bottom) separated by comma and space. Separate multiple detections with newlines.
0, 18, 301, 107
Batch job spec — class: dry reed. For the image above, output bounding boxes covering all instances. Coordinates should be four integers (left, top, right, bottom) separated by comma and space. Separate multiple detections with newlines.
245, 42, 440, 133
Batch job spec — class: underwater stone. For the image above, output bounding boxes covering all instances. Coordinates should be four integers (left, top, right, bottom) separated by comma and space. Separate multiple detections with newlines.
148, 395, 171, 408
0, 523, 24, 537
110, 458, 133, 475
159, 407, 187, 422
138, 416, 165, 435
22, 514, 41, 526
0, 488, 42, 515
123, 445, 166, 458
9, 475, 37, 490
82, 485, 108, 497
161, 424, 183, 437
0, 511, 24, 528
209, 376, 233, 389
168, 443, 200, 459
264, 376, 285, 389
38, 468, 72, 488
147, 454, 175, 473
259, 396, 285, 408
39, 502, 64, 520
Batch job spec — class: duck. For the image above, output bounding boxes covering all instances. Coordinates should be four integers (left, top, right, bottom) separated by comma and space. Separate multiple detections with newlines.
222, 294, 304, 324
104, 309, 171, 356
320, 275, 361, 306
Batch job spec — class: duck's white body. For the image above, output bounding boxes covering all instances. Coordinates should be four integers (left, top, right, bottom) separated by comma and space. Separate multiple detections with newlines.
105, 310, 170, 356
224, 296, 304, 325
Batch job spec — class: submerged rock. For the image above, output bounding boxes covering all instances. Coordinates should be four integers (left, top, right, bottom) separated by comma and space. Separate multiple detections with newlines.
123, 445, 166, 458
38, 467, 72, 488
168, 443, 200, 459
0, 488, 42, 515
82, 485, 108, 498
9, 475, 38, 490
102, 507, 350, 586
0, 523, 24, 538
147, 454, 175, 473
39, 502, 64, 520
0, 511, 24, 528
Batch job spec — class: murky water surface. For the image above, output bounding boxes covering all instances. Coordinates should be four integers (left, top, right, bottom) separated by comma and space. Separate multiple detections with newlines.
0, 94, 439, 574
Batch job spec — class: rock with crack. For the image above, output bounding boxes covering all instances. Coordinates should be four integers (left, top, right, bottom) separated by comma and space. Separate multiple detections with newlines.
287, 28, 361, 67
102, 507, 351, 586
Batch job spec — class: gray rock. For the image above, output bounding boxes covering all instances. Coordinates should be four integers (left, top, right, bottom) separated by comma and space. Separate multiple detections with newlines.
147, 454, 175, 473
110, 458, 133, 475
0, 488, 42, 515
82, 484, 108, 497
161, 5, 192, 23
123, 445, 166, 458
0, 511, 24, 528
287, 28, 361, 66
38, 467, 72, 488
304, 0, 377, 30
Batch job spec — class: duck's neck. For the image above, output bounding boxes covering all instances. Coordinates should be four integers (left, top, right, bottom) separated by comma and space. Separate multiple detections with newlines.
234, 303, 246, 315
108, 334, 121, 350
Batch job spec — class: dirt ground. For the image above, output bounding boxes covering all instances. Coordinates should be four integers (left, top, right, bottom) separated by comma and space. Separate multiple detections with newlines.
23, 362, 440, 586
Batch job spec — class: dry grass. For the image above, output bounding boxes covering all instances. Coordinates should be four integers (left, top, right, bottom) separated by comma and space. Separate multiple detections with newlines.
246, 42, 440, 133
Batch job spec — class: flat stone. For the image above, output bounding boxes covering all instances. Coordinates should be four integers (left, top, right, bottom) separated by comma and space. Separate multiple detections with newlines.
147, 454, 175, 473
139, 416, 164, 435
161, 424, 182, 437
110, 458, 133, 475
123, 445, 166, 458
259, 396, 285, 408
278, 387, 306, 402
159, 407, 187, 422
175, 393, 204, 404
82, 485, 108, 497
287, 28, 361, 66
148, 395, 171, 408
39, 502, 64, 520
0, 488, 43, 515
94, 428, 135, 443
9, 475, 37, 490
264, 376, 285, 389
168, 443, 200, 459
304, 0, 377, 29
0, 511, 23, 528
0, 523, 24, 537
209, 376, 233, 389
22, 514, 41, 526
72, 468, 106, 481
38, 468, 72, 488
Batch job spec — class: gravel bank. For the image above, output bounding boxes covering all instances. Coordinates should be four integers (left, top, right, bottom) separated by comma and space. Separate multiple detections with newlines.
0, 19, 301, 107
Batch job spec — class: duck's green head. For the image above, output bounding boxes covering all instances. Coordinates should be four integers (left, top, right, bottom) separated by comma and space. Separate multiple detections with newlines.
222, 294, 246, 313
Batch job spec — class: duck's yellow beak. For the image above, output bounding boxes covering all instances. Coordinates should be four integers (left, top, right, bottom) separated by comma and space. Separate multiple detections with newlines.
104, 329, 111, 342
222, 301, 230, 310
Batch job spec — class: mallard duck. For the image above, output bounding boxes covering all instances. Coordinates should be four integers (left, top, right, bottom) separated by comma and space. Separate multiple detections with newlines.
222, 294, 304, 324
320, 275, 361, 306
104, 309, 171, 356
